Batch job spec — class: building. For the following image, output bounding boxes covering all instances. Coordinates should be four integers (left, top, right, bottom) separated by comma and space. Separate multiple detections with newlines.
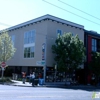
1, 14, 84, 79
84, 30, 100, 84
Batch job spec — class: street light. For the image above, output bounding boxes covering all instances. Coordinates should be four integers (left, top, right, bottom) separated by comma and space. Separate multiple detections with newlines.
43, 35, 54, 84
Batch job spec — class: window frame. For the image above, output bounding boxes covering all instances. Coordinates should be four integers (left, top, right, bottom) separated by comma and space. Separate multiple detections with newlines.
24, 46, 35, 58
92, 38, 97, 52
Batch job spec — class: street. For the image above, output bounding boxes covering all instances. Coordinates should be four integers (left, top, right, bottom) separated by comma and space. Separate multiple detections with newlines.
0, 85, 99, 100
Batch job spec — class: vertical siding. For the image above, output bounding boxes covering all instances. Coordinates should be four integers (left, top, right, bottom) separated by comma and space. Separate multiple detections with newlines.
7, 20, 48, 66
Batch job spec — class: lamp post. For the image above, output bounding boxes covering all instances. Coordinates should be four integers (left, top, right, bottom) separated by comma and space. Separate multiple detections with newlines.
43, 35, 47, 84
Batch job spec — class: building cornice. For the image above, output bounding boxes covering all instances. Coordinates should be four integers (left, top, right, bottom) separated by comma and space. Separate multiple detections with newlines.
0, 14, 84, 32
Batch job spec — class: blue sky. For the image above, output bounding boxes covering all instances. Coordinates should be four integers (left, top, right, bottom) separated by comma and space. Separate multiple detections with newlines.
0, 0, 100, 33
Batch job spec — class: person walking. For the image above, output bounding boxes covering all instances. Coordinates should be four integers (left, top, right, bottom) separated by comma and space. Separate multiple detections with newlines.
31, 72, 35, 87
29, 72, 32, 84
22, 71, 26, 84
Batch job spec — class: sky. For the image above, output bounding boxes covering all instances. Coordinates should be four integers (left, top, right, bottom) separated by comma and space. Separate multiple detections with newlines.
0, 0, 100, 33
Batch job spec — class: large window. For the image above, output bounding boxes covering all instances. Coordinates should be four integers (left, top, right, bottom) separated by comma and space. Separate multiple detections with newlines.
24, 30, 35, 58
24, 30, 35, 44
24, 47, 34, 58
92, 39, 97, 52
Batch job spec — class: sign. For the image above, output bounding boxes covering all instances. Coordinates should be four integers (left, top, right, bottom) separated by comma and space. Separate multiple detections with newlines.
42, 43, 45, 60
1, 62, 6, 68
36, 61, 45, 66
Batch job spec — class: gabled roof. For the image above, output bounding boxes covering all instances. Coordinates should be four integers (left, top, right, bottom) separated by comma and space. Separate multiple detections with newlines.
0, 14, 84, 32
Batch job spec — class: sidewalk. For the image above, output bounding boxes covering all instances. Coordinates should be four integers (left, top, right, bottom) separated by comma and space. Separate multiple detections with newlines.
3, 80, 100, 89
8, 80, 32, 87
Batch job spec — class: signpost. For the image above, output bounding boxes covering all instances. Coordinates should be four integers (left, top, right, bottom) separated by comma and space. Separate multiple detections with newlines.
1, 62, 6, 79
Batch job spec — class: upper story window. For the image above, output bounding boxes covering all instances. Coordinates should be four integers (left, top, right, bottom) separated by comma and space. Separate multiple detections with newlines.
11, 35, 15, 46
57, 30, 62, 36
24, 30, 35, 44
92, 38, 97, 52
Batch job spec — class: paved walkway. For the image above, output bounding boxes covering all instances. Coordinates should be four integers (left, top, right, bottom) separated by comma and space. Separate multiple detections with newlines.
3, 80, 100, 89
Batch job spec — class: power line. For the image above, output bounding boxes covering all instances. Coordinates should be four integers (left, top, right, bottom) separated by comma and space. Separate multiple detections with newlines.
42, 0, 100, 26
58, 0, 100, 21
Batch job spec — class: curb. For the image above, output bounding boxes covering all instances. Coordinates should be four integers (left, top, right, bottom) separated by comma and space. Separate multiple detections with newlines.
1, 82, 100, 89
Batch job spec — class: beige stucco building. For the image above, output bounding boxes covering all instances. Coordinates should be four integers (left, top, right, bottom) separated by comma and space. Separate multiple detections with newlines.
1, 14, 84, 75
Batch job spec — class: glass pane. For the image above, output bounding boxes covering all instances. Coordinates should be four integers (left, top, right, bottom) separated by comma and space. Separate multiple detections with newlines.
95, 46, 97, 52
92, 46, 94, 51
24, 53, 27, 58
31, 47, 34, 52
57, 30, 62, 35
27, 53, 30, 58
28, 38, 30, 44
24, 48, 27, 53
26, 38, 28, 44
31, 52, 34, 57
29, 38, 31, 43
92, 39, 94, 45
32, 37, 34, 43
27, 47, 30, 52
28, 31, 31, 38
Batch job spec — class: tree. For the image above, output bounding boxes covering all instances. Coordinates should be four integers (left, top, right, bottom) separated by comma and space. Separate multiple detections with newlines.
0, 30, 16, 79
52, 32, 85, 78
89, 52, 100, 79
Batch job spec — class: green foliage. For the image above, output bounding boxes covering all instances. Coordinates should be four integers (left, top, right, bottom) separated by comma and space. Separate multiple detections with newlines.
0, 30, 16, 63
0, 30, 16, 79
52, 32, 85, 72
89, 52, 100, 76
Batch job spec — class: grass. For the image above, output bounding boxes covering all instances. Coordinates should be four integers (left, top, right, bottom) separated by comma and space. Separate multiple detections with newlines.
0, 77, 12, 83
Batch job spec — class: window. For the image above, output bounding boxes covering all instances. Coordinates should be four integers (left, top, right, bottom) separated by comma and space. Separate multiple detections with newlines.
57, 30, 62, 36
92, 39, 97, 52
24, 30, 35, 58
24, 30, 35, 44
24, 47, 34, 58
11, 35, 15, 46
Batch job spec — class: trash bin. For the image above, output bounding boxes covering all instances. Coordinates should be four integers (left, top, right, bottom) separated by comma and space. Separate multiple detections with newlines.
39, 78, 44, 85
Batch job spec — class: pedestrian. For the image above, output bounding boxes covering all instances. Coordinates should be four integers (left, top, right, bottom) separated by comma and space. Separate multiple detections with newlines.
22, 71, 26, 84
29, 72, 32, 84
91, 74, 96, 86
38, 73, 42, 79
31, 72, 35, 87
